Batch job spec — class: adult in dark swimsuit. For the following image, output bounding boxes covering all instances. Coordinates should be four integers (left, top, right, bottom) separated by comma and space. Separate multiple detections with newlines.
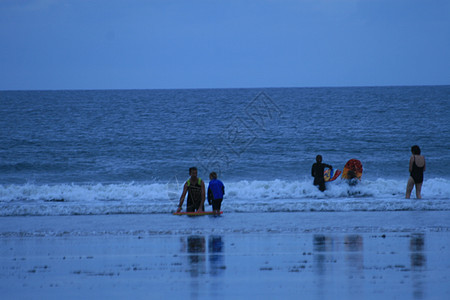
406, 145, 426, 199
177, 167, 206, 212
311, 155, 333, 192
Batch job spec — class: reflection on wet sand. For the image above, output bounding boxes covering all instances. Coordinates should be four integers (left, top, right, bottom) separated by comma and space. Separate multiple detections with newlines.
181, 235, 226, 278
313, 234, 364, 298
344, 235, 364, 296
410, 233, 426, 268
313, 234, 334, 275
410, 233, 426, 299
313, 234, 364, 269
311, 233, 429, 299
187, 235, 206, 277
313, 234, 339, 299
344, 235, 364, 273
209, 235, 225, 276
345, 235, 363, 252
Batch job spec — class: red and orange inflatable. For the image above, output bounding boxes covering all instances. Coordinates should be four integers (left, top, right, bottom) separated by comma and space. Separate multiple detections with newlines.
341, 159, 363, 180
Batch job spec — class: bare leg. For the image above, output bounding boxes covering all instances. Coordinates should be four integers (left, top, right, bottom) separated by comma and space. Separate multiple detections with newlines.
415, 182, 423, 199
406, 177, 415, 199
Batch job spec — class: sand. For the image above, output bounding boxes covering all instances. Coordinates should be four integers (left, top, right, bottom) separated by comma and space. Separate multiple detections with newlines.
1, 211, 450, 299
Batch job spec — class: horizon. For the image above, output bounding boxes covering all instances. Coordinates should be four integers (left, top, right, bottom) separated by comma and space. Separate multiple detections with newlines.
1, 83, 449, 93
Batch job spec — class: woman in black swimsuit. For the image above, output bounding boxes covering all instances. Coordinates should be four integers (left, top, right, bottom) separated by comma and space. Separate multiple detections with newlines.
406, 145, 426, 199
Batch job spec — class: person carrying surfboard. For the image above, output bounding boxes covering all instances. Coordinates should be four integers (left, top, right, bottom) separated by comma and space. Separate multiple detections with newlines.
311, 155, 333, 192
176, 167, 206, 213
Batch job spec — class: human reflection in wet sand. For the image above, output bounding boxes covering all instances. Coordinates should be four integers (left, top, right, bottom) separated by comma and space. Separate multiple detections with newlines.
181, 235, 225, 278
313, 234, 334, 275
179, 235, 206, 299
208, 235, 225, 276
410, 233, 426, 299
344, 235, 364, 296
313, 234, 364, 272
186, 235, 206, 277
344, 235, 363, 271
313, 234, 334, 299
313, 234, 364, 298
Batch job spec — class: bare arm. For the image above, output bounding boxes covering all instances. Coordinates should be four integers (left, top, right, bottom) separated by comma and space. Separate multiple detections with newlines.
197, 181, 206, 212
409, 155, 414, 173
423, 157, 426, 172
177, 183, 188, 212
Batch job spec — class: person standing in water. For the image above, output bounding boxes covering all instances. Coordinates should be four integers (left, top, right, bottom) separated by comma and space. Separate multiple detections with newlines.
311, 155, 332, 192
177, 167, 206, 212
207, 172, 225, 215
406, 145, 426, 199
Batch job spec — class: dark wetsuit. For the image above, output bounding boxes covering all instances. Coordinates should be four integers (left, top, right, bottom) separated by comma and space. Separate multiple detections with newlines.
410, 156, 424, 184
311, 162, 332, 192
186, 178, 204, 212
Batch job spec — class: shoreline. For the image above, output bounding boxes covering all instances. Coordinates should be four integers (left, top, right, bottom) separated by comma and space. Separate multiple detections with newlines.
1, 211, 450, 299
1, 210, 449, 237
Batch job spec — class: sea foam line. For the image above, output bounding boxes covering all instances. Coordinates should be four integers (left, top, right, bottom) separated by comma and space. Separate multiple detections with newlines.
0, 178, 449, 216
1, 178, 449, 203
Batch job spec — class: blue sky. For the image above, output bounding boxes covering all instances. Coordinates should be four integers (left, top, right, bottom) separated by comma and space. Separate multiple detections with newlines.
1, 0, 449, 90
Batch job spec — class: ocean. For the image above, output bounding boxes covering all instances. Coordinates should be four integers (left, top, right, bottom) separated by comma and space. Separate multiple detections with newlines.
2, 86, 450, 299
1, 86, 449, 216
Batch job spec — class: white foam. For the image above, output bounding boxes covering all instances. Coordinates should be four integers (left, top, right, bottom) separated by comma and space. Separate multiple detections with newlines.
1, 177, 449, 216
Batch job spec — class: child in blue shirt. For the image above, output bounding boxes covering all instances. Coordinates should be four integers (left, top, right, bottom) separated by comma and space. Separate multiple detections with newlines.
207, 172, 225, 215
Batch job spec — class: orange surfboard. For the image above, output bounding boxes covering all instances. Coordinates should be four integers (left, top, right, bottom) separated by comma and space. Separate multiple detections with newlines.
173, 211, 223, 216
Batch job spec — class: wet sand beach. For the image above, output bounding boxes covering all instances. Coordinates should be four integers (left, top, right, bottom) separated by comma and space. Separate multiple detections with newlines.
1, 211, 450, 299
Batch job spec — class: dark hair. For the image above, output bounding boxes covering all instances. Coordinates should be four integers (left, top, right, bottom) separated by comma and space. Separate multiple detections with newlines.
316, 155, 322, 163
209, 172, 218, 179
411, 145, 421, 155
189, 167, 197, 174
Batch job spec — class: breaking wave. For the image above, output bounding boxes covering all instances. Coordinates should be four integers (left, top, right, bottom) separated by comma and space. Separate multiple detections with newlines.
1, 178, 449, 216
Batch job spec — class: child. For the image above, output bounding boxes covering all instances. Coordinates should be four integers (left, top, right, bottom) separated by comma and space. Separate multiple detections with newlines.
207, 172, 225, 215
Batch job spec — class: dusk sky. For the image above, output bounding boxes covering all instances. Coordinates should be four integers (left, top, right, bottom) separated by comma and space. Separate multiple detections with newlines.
1, 0, 449, 90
